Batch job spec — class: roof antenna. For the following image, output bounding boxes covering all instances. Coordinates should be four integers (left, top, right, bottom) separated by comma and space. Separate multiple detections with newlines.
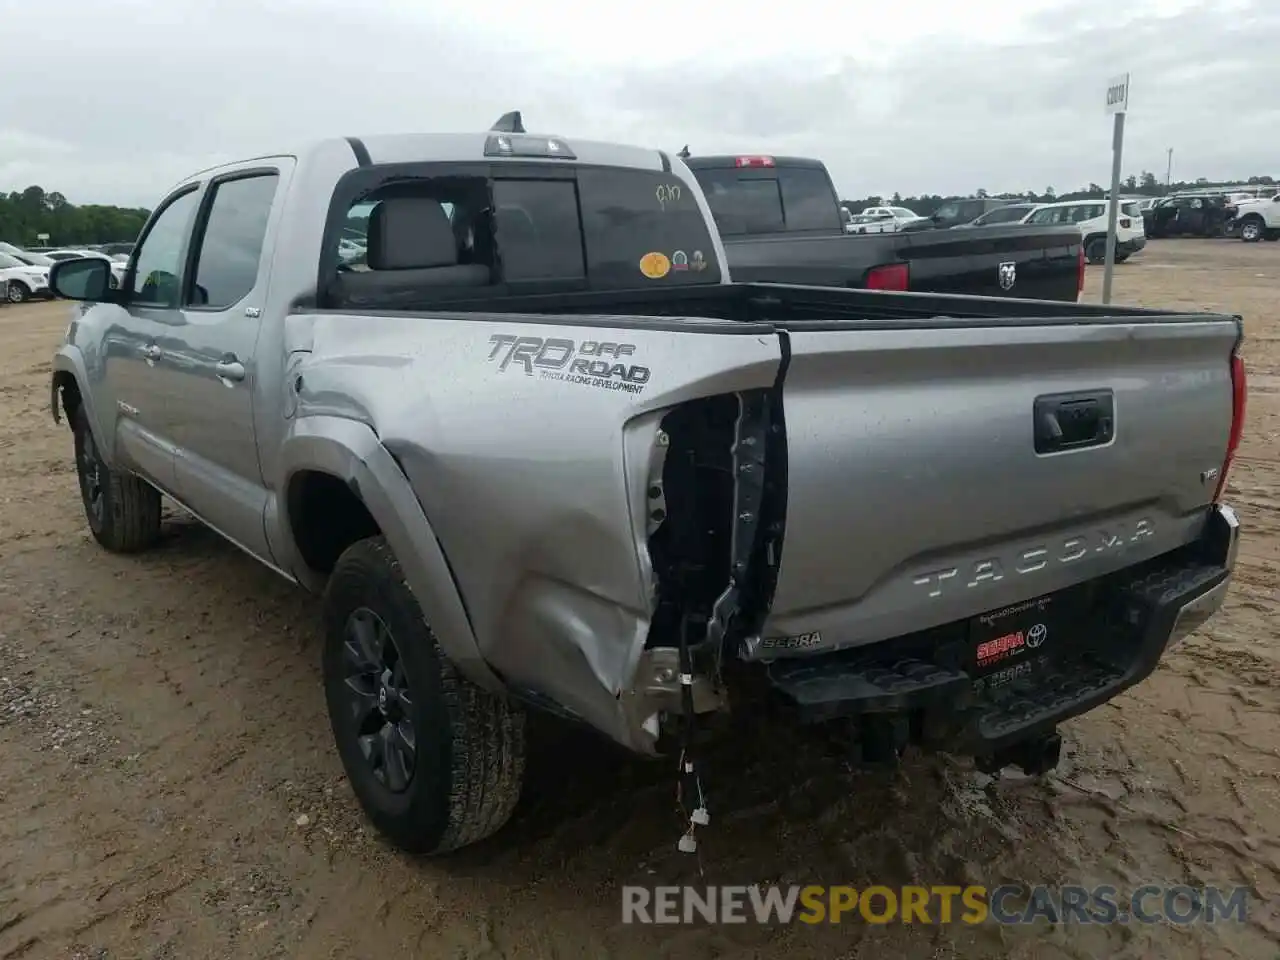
677, 145, 691, 159
491, 111, 525, 134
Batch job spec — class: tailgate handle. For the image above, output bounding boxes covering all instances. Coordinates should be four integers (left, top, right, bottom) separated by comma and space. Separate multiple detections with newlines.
1034, 390, 1114, 454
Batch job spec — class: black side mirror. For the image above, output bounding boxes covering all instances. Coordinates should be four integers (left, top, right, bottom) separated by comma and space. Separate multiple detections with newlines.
49, 257, 113, 302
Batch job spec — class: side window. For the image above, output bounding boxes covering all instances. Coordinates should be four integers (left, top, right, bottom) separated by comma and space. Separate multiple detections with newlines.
131, 188, 200, 307
491, 179, 585, 283
190, 173, 279, 309
577, 167, 722, 288
325, 173, 497, 308
779, 169, 840, 232
1027, 207, 1056, 225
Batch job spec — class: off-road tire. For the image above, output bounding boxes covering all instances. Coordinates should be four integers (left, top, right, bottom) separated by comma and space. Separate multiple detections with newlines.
72, 404, 162, 553
322, 536, 526, 855
1239, 216, 1264, 242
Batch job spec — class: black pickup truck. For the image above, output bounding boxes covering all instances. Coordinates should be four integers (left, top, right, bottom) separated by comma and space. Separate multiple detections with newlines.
685, 155, 1084, 301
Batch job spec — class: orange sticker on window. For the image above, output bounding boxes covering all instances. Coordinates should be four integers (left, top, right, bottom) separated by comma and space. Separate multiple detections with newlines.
639, 251, 671, 279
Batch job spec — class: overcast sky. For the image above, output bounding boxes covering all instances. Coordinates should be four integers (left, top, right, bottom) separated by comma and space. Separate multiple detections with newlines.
2, 0, 1276, 207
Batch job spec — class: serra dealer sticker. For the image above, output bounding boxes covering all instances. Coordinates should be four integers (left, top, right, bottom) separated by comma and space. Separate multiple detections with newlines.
639, 251, 671, 279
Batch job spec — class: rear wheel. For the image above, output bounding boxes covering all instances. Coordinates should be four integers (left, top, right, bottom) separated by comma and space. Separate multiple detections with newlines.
322, 536, 526, 854
72, 405, 163, 553
1085, 238, 1108, 265
1239, 217, 1264, 242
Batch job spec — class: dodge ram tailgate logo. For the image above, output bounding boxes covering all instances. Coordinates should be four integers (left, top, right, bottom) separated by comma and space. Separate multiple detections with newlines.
998, 261, 1016, 291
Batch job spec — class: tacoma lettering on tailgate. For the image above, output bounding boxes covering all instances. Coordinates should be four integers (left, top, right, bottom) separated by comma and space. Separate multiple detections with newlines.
912, 519, 1154, 598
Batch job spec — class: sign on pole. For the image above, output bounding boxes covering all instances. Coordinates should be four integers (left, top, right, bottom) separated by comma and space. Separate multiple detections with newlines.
1105, 74, 1129, 116
36, 233, 49, 242
1101, 73, 1129, 305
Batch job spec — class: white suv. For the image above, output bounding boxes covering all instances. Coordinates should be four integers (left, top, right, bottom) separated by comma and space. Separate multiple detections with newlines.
0, 251, 51, 302
1023, 200, 1147, 264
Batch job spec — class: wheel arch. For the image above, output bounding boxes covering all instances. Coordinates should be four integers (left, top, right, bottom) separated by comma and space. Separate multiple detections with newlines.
274, 416, 501, 692
52, 347, 115, 462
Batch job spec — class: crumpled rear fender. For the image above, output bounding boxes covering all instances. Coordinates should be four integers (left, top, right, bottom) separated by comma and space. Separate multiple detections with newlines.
274, 415, 501, 692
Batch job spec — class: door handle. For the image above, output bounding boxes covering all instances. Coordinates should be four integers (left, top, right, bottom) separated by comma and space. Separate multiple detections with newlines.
1033, 390, 1115, 454
215, 359, 246, 383
141, 344, 162, 362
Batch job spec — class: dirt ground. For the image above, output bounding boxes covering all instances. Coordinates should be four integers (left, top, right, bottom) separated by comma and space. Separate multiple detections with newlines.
1, 239, 1278, 960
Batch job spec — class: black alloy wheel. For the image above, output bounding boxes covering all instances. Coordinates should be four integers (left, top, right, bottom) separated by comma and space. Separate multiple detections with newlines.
340, 606, 417, 793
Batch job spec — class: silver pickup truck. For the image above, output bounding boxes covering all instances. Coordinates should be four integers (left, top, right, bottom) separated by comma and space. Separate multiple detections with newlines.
48, 114, 1247, 856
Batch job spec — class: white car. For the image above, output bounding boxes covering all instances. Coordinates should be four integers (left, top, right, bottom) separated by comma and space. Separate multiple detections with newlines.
1228, 195, 1280, 242
0, 251, 51, 302
856, 206, 928, 232
43, 249, 127, 288
846, 212, 898, 234
1022, 199, 1147, 264
338, 237, 367, 262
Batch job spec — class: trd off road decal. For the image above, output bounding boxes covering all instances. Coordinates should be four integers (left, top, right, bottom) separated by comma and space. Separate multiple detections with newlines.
486, 334, 652, 395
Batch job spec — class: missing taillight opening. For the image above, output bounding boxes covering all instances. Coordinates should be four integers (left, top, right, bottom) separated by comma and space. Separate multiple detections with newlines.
1214, 351, 1247, 502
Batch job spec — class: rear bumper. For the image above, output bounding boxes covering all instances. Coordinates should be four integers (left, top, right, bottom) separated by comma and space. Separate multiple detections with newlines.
765, 504, 1238, 756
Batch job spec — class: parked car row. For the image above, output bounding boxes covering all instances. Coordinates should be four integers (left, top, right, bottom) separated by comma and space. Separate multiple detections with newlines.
0, 241, 129, 301
838, 196, 1148, 265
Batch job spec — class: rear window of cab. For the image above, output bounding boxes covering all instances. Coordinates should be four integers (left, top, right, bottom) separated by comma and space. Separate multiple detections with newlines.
323, 163, 722, 307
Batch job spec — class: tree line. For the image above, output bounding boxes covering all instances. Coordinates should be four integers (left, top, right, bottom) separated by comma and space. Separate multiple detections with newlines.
0, 186, 150, 248
843, 172, 1276, 217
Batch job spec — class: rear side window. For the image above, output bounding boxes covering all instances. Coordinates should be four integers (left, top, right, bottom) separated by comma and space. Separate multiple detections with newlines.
977, 206, 1027, 225
691, 169, 784, 235
491, 179, 585, 282
576, 167, 722, 287
191, 173, 278, 309
778, 168, 840, 231
1027, 206, 1065, 225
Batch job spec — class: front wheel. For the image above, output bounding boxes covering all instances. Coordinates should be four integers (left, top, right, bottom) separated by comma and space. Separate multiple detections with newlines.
1240, 217, 1264, 242
1085, 238, 1108, 264
6, 281, 29, 303
72, 405, 162, 552
322, 536, 526, 854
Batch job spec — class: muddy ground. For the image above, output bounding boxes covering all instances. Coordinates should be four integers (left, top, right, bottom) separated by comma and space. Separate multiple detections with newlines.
1, 238, 1279, 960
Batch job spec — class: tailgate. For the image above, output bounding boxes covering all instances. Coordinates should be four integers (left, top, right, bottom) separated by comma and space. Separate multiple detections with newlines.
754, 316, 1239, 658
900, 225, 1080, 300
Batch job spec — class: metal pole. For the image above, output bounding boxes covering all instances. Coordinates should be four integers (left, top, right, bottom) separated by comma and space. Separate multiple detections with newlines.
1101, 111, 1126, 305
1166, 148, 1172, 186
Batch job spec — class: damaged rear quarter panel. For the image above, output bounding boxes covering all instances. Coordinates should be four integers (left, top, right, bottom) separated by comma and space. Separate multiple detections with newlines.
295, 310, 782, 748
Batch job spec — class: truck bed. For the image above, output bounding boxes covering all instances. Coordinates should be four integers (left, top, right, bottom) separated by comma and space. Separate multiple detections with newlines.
310, 281, 1240, 666
356, 279, 1194, 325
